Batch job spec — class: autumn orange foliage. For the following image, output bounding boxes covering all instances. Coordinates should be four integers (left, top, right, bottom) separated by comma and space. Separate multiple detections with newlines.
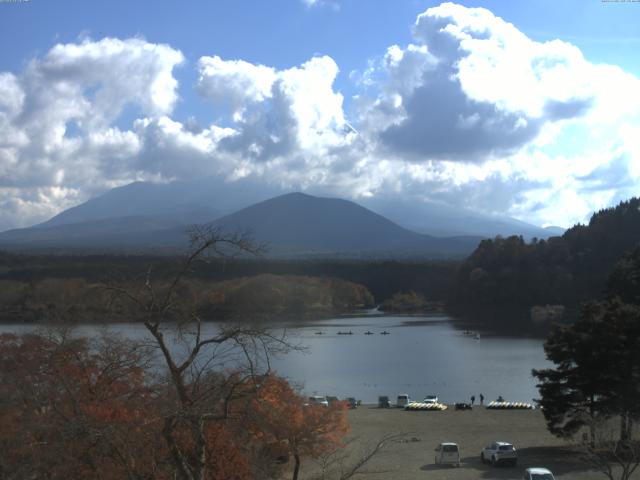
0, 332, 164, 478
247, 374, 350, 480
0, 334, 350, 480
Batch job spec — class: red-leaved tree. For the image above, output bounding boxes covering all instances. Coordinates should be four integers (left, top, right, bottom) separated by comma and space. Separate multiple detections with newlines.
245, 374, 350, 480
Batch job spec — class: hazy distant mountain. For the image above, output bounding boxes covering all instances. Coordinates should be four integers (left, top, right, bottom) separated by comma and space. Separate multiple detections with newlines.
0, 177, 561, 256
29, 178, 556, 239
208, 192, 481, 257
359, 197, 563, 239
543, 226, 566, 236
0, 215, 187, 251
38, 177, 277, 228
0, 192, 482, 258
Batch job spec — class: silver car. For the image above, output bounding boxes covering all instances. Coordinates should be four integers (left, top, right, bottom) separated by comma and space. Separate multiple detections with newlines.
481, 441, 517, 466
434, 442, 461, 467
523, 467, 556, 480
308, 395, 329, 407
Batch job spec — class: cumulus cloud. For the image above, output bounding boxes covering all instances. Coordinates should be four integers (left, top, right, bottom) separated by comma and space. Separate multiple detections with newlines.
346, 2, 640, 226
196, 54, 353, 170
0, 37, 185, 228
359, 2, 597, 161
1, 4, 640, 232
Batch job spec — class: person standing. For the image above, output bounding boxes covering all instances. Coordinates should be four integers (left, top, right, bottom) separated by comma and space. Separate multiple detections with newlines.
471, 395, 475, 405
479, 393, 484, 405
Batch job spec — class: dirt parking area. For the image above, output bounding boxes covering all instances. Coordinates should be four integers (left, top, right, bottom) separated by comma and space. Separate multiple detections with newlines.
333, 406, 638, 480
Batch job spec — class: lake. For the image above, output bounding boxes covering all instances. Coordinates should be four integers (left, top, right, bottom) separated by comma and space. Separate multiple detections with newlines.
0, 314, 549, 405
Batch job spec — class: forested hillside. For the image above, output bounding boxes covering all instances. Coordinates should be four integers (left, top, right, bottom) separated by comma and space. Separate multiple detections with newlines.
452, 198, 640, 322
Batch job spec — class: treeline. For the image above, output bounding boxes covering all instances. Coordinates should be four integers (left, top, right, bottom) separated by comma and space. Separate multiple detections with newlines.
0, 274, 374, 323
380, 290, 437, 313
0, 252, 459, 315
452, 197, 640, 323
200, 274, 374, 319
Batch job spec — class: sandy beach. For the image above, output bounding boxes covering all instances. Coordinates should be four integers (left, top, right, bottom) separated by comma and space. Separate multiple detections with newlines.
307, 406, 639, 480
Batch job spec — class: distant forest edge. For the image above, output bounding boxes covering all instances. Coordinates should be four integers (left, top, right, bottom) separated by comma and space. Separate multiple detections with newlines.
451, 197, 640, 326
0, 251, 454, 322
0, 274, 375, 323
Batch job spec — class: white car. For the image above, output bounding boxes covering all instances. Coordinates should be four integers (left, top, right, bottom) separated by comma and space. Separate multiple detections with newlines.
424, 395, 438, 404
308, 396, 329, 407
523, 467, 556, 480
481, 441, 517, 466
434, 442, 460, 467
396, 394, 410, 408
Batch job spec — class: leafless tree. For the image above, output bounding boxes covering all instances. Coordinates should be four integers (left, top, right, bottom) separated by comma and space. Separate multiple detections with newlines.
106, 225, 293, 480
310, 433, 408, 480
577, 417, 640, 480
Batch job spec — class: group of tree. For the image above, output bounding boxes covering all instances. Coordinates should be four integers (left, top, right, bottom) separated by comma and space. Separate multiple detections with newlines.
533, 246, 640, 480
452, 197, 640, 323
0, 251, 460, 312
0, 331, 350, 480
380, 290, 430, 313
0, 274, 374, 324
0, 227, 364, 480
200, 274, 374, 319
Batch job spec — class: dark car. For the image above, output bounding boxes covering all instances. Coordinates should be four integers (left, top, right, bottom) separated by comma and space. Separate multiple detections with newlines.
378, 396, 391, 408
347, 397, 358, 409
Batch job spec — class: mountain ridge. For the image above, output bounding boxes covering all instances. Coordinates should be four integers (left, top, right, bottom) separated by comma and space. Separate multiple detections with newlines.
15, 178, 559, 239
0, 191, 482, 258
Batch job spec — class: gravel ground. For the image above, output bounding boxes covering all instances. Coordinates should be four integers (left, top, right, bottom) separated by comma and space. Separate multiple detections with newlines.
314, 406, 639, 480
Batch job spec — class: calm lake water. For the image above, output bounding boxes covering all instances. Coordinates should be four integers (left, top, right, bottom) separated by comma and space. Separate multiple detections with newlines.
0, 314, 549, 404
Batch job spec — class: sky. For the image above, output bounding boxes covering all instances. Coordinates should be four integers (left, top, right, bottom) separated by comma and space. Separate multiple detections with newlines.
0, 0, 639, 231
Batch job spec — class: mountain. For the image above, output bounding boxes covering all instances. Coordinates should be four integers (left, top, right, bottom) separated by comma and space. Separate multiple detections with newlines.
25, 178, 556, 239
0, 192, 482, 258
0, 176, 562, 257
207, 192, 481, 257
0, 214, 188, 251
37, 177, 278, 228
359, 197, 562, 239
543, 226, 566, 236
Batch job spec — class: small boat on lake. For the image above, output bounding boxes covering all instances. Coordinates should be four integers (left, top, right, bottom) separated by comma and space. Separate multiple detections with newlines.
337, 330, 354, 335
364, 331, 374, 335
380, 331, 390, 335
315, 331, 324, 335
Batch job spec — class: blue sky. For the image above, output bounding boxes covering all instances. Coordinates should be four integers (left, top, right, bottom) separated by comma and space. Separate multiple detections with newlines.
3, 1, 638, 90
0, 0, 639, 230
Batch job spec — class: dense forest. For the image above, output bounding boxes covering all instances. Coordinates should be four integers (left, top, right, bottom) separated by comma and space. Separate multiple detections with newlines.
452, 197, 640, 325
0, 252, 458, 323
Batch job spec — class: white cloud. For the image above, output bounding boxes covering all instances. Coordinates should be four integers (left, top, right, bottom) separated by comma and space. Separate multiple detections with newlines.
0, 37, 185, 229
197, 54, 353, 166
358, 2, 601, 162
197, 56, 276, 120
1, 4, 640, 233
301, 0, 340, 10
341, 2, 640, 227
